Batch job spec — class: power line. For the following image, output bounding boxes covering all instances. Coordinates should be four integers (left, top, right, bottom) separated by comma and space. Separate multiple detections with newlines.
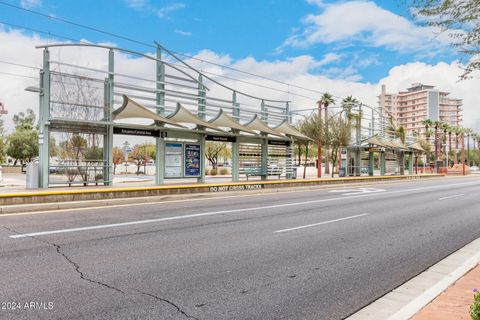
0, 3, 382, 112
0, 1, 369, 101
0, 59, 41, 70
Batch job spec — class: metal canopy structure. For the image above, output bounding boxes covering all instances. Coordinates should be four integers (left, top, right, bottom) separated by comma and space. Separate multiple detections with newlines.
34, 42, 297, 188
209, 110, 256, 134
273, 120, 312, 141
167, 103, 224, 132
113, 95, 183, 127
244, 115, 284, 137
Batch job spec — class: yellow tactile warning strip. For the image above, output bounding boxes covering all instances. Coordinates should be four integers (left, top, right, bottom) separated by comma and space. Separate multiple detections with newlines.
0, 174, 444, 199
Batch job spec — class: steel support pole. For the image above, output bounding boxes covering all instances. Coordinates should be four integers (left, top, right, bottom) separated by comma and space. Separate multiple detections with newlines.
232, 92, 240, 181
103, 49, 114, 186
155, 46, 165, 185
38, 48, 50, 188
380, 151, 386, 176
197, 75, 206, 183
368, 150, 374, 176
261, 100, 268, 180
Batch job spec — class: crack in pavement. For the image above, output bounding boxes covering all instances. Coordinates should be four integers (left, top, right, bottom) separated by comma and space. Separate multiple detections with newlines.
3, 225, 201, 320
3, 225, 125, 295
135, 289, 200, 320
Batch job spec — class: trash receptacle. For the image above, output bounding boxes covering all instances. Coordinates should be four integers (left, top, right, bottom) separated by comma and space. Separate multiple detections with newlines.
26, 162, 39, 189
339, 167, 346, 177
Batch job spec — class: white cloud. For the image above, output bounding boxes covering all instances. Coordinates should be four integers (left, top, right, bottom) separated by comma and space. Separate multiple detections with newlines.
123, 1, 186, 19
20, 0, 41, 9
0, 27, 479, 138
305, 0, 325, 7
175, 29, 192, 37
281, 1, 453, 54
157, 3, 186, 19
123, 0, 147, 9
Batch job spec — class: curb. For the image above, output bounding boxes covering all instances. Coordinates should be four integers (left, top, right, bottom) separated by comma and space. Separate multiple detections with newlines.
0, 174, 444, 206
346, 236, 480, 320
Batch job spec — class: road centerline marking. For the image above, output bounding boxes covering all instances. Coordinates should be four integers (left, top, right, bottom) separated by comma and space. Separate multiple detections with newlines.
438, 194, 465, 201
274, 213, 369, 233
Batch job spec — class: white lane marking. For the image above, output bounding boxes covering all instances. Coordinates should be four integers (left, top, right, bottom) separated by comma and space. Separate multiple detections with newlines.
329, 187, 386, 196
274, 213, 369, 233
0, 182, 394, 217
0, 176, 469, 217
438, 193, 465, 201
8, 179, 480, 239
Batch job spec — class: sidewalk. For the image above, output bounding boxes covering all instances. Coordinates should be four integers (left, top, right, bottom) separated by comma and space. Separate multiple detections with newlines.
412, 263, 480, 320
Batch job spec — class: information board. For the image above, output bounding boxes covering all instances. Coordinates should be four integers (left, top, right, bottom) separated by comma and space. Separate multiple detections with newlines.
165, 143, 183, 178
184, 144, 201, 177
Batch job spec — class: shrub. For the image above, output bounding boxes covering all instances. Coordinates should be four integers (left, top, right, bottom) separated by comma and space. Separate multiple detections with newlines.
205, 169, 210, 175
210, 169, 217, 176
219, 168, 229, 175
471, 288, 480, 320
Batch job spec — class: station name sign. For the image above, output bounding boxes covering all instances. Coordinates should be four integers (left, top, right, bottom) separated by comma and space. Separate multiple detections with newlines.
206, 135, 237, 143
268, 140, 291, 146
114, 127, 163, 137
209, 184, 263, 192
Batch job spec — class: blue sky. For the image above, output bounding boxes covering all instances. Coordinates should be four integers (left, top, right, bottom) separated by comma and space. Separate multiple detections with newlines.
0, 0, 461, 83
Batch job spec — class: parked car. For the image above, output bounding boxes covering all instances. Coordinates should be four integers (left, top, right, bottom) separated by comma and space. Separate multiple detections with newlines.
470, 166, 479, 172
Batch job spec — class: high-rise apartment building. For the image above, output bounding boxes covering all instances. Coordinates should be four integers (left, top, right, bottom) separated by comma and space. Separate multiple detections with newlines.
378, 83, 462, 136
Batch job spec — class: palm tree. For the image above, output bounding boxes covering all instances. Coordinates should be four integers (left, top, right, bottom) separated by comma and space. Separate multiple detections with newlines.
433, 120, 443, 162
446, 125, 454, 166
454, 126, 462, 164
341, 96, 358, 126
466, 128, 472, 166
319, 93, 335, 175
440, 123, 450, 166
340, 96, 359, 172
422, 119, 434, 163
473, 133, 477, 166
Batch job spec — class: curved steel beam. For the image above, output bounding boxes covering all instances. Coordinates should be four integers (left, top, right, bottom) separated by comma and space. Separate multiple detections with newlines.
35, 43, 207, 89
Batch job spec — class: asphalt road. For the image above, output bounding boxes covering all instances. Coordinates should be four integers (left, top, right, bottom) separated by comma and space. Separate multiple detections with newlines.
1, 176, 480, 320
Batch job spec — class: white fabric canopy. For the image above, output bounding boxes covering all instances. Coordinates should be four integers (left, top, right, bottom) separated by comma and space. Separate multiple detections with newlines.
113, 95, 183, 127
209, 110, 256, 134
168, 103, 224, 132
273, 120, 312, 140
243, 115, 284, 137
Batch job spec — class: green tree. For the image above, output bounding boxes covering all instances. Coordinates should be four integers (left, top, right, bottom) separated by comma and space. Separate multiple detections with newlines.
13, 109, 36, 130
6, 129, 39, 165
205, 141, 227, 170
7, 109, 39, 165
0, 119, 6, 163
113, 147, 124, 175
408, 0, 480, 79
326, 114, 352, 177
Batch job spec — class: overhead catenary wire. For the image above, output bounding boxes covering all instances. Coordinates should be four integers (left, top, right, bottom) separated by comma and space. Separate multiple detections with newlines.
0, 2, 382, 112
